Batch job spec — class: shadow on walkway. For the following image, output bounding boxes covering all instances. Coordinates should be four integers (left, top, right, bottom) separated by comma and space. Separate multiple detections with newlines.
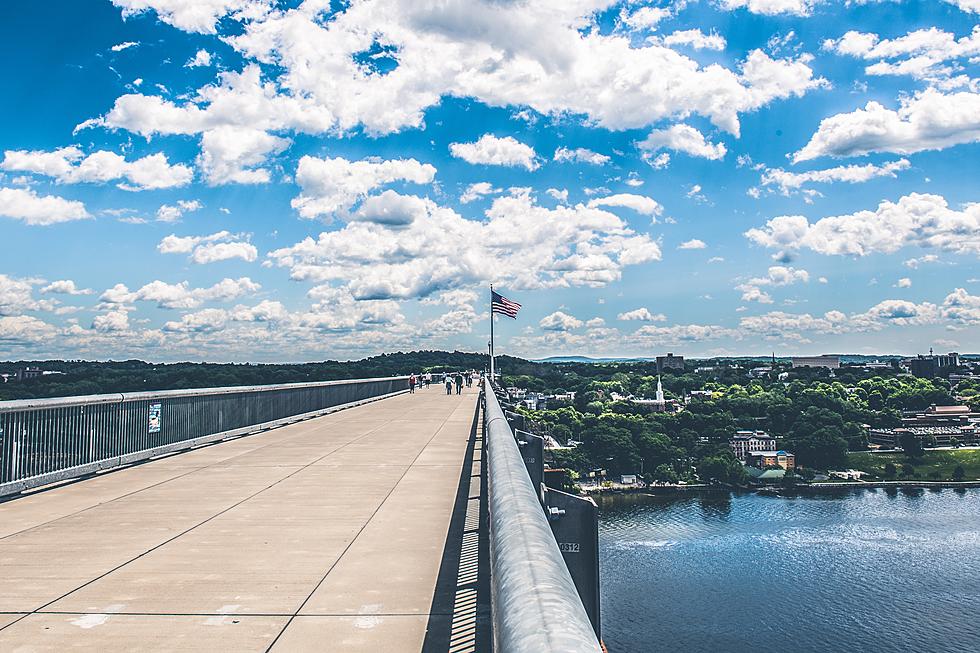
422, 396, 491, 653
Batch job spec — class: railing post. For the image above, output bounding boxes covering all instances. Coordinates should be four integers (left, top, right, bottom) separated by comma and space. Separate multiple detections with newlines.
515, 429, 544, 503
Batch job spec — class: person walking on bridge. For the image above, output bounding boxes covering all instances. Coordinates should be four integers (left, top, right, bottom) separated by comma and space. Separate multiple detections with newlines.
409, 374, 417, 393
445, 374, 453, 395
454, 372, 463, 395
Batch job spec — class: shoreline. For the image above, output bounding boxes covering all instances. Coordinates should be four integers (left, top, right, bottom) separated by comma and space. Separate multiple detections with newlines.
580, 479, 980, 497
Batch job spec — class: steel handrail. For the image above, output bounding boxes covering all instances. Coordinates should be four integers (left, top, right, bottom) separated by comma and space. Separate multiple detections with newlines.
0, 376, 410, 413
484, 382, 602, 653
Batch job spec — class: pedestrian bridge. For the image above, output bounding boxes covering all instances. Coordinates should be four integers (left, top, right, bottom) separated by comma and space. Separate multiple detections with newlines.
0, 378, 601, 652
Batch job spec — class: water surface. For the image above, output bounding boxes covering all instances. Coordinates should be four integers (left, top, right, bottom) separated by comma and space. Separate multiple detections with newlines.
599, 489, 980, 653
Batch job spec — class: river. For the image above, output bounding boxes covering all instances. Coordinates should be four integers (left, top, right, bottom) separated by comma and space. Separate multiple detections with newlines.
598, 488, 980, 653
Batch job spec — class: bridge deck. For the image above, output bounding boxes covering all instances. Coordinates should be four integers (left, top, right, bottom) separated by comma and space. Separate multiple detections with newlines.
0, 385, 487, 652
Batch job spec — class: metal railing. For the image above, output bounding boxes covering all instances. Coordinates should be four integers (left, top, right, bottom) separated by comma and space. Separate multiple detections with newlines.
0, 376, 409, 497
483, 382, 603, 653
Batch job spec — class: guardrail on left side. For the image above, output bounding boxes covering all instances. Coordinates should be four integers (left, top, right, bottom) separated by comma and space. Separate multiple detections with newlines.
0, 376, 410, 498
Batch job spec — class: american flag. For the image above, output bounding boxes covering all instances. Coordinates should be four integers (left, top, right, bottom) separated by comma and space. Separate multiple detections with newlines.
491, 290, 521, 319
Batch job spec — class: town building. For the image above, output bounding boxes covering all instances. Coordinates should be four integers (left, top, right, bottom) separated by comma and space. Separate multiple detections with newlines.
17, 366, 43, 380
868, 404, 980, 447
730, 430, 778, 461
790, 355, 840, 369
746, 450, 796, 471
656, 353, 684, 372
908, 351, 961, 378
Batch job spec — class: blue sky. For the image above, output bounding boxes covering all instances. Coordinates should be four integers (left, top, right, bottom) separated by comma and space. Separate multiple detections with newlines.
1, 0, 979, 362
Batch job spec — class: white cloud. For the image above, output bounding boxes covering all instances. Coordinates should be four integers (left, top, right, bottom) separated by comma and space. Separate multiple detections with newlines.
679, 239, 707, 250
41, 280, 93, 296
353, 190, 428, 227
718, 0, 818, 16
111, 0, 271, 34
737, 266, 809, 303
159, 231, 258, 265
746, 193, 980, 257
822, 26, 980, 88
0, 187, 90, 225
197, 126, 290, 185
635, 323, 735, 342
554, 146, 610, 166
757, 159, 910, 196
794, 90, 980, 162
659, 29, 726, 51
268, 191, 660, 302
111, 41, 139, 52
540, 311, 583, 331
156, 199, 202, 223
93, 310, 131, 333
92, 4, 825, 141
2, 146, 193, 191
0, 275, 44, 315
450, 135, 539, 170
0, 315, 58, 345
896, 277, 912, 288
186, 49, 213, 67
639, 124, 727, 161
99, 277, 260, 309
460, 182, 500, 204
291, 155, 436, 219
617, 308, 667, 322
587, 193, 663, 217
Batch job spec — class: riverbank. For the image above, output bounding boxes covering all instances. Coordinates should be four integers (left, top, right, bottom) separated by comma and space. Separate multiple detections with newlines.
578, 479, 980, 497
848, 448, 980, 481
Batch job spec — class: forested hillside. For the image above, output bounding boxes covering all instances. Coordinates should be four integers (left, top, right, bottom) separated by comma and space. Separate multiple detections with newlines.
0, 351, 538, 401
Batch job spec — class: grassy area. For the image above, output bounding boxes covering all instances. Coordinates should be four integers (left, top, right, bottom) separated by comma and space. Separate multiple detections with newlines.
848, 449, 980, 481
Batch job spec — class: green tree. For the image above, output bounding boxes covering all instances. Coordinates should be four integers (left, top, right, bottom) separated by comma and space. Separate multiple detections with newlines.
952, 465, 966, 481
899, 432, 924, 458
884, 462, 897, 478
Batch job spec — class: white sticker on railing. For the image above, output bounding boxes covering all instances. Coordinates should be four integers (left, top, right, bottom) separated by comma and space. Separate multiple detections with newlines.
149, 403, 161, 434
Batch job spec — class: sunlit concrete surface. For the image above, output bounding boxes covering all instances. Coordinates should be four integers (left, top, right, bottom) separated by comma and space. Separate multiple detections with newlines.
0, 385, 488, 652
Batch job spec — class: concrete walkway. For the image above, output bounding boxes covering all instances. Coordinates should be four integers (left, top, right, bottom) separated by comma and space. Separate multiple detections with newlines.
0, 385, 488, 652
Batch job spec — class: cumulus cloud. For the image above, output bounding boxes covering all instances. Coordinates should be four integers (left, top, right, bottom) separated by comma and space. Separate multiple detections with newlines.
822, 26, 980, 88
587, 193, 663, 217
41, 280, 93, 295
197, 126, 290, 185
756, 159, 910, 196
2, 146, 193, 191
460, 182, 500, 204
0, 315, 58, 345
156, 199, 202, 223
353, 190, 428, 227
554, 146, 611, 165
93, 310, 131, 333
745, 193, 980, 257
719, 0, 818, 15
639, 124, 727, 161
291, 155, 436, 219
658, 29, 726, 51
186, 49, 213, 67
111, 0, 271, 34
111, 41, 139, 52
267, 191, 660, 302
94, 3, 825, 141
99, 277, 260, 309
678, 239, 707, 250
617, 308, 666, 322
0, 187, 90, 225
794, 89, 980, 162
540, 311, 583, 331
159, 231, 258, 264
450, 134, 539, 170
737, 266, 810, 303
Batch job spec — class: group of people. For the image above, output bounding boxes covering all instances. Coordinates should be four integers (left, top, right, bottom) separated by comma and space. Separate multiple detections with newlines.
408, 371, 477, 395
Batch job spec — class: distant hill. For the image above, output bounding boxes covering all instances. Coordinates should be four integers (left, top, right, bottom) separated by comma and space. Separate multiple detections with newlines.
0, 351, 541, 401
535, 356, 659, 363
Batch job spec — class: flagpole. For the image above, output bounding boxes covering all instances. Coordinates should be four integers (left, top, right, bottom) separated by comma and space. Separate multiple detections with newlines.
489, 284, 495, 381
